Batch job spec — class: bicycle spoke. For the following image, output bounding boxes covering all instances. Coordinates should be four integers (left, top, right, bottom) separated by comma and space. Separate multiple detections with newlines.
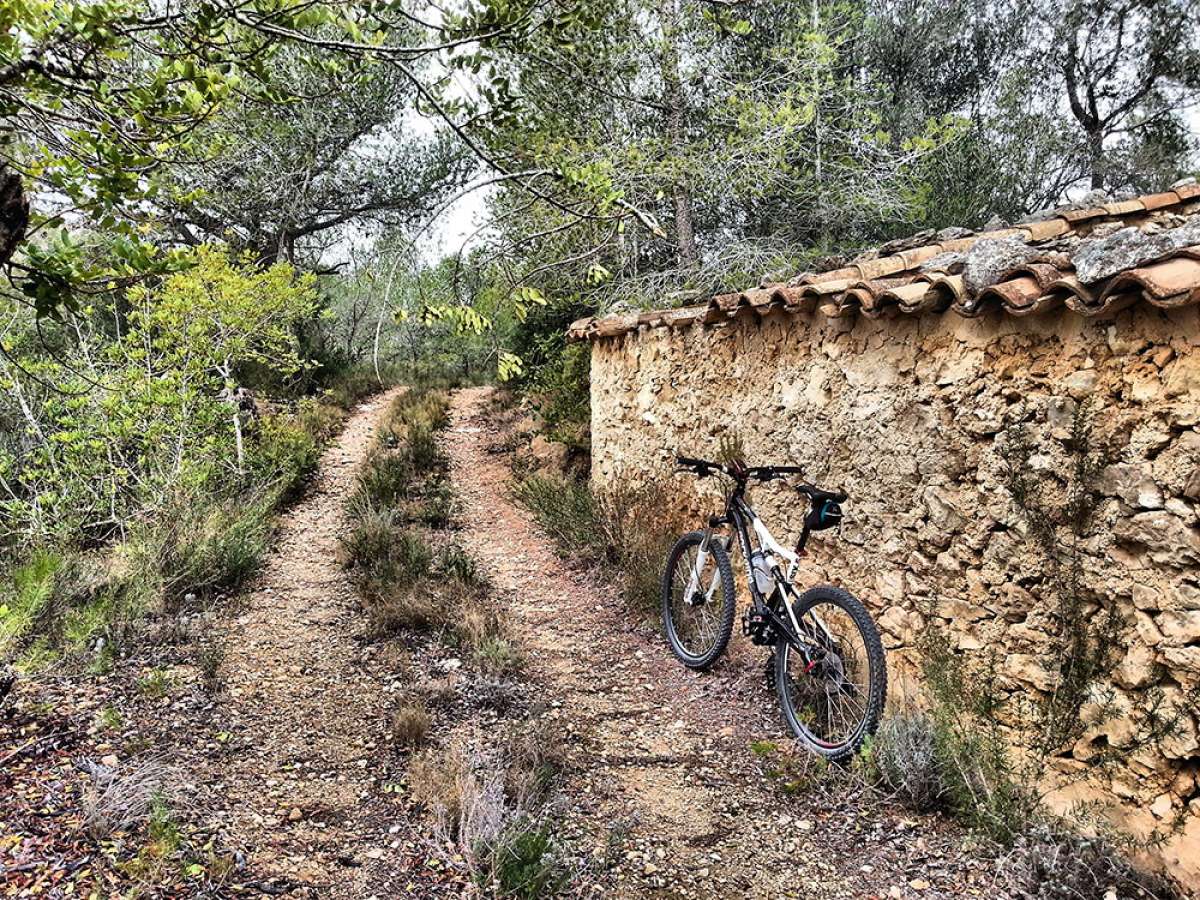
783, 602, 875, 749
668, 544, 725, 658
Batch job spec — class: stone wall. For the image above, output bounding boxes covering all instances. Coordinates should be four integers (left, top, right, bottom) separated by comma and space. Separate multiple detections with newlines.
587, 303, 1200, 887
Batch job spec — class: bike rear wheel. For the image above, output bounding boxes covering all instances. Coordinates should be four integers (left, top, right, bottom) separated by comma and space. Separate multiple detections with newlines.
662, 531, 736, 669
775, 585, 886, 761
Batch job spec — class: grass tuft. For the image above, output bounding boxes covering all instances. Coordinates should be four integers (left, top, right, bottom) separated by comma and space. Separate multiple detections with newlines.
512, 475, 682, 617
390, 697, 431, 749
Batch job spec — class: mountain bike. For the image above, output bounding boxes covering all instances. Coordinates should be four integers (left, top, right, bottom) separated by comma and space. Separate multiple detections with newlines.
662, 455, 886, 760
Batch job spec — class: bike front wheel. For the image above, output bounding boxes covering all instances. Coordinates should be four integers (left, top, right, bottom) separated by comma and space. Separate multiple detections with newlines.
661, 531, 736, 669
775, 585, 886, 761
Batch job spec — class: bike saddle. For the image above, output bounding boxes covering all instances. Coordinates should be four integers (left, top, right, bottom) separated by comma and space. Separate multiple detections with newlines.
796, 484, 848, 504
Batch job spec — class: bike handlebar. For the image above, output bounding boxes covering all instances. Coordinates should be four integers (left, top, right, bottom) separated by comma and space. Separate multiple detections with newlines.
675, 455, 847, 502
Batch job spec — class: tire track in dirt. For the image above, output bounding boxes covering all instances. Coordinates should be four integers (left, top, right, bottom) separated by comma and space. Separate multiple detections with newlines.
192, 388, 420, 897
445, 386, 859, 899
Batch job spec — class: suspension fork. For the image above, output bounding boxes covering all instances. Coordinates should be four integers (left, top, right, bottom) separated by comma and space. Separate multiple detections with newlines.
685, 521, 730, 604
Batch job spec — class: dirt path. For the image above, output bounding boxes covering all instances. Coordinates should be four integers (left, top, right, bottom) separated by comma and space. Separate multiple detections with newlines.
192, 388, 419, 897
444, 387, 996, 899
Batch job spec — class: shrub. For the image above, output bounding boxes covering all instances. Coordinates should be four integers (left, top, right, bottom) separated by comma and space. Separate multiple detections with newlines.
415, 480, 457, 528
78, 757, 170, 841
197, 642, 225, 695
411, 726, 567, 896
513, 475, 682, 616
341, 510, 432, 599
353, 450, 419, 510
918, 629, 1037, 842
871, 711, 945, 812
504, 717, 568, 806
135, 486, 275, 605
438, 544, 483, 586
1, 550, 67, 660
247, 414, 320, 499
409, 745, 466, 828
512, 476, 602, 561
1, 550, 140, 664
339, 504, 399, 570
476, 635, 522, 676
363, 581, 447, 634
296, 396, 347, 445
406, 425, 447, 474
997, 824, 1183, 900
484, 820, 566, 899
322, 367, 389, 412
390, 697, 431, 749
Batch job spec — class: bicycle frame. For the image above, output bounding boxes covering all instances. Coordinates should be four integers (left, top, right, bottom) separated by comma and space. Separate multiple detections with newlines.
696, 483, 833, 660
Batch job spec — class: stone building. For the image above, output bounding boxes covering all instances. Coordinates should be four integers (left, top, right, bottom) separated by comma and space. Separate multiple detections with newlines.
568, 185, 1200, 888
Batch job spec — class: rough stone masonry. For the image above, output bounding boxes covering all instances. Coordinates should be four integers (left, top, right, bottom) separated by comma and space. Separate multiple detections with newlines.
586, 302, 1200, 887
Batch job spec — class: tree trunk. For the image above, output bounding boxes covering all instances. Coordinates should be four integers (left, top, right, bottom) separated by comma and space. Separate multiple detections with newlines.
658, 0, 699, 270
0, 162, 29, 268
1087, 130, 1105, 191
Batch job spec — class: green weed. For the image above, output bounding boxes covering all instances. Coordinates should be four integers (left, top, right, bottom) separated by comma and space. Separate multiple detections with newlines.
0, 550, 64, 659
438, 543, 484, 586
484, 820, 566, 899
138, 668, 174, 699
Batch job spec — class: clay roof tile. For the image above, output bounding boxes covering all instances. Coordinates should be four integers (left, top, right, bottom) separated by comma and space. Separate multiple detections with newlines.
1102, 252, 1200, 302
1021, 218, 1072, 242
1102, 199, 1146, 217
978, 275, 1044, 311
568, 188, 1200, 341
1140, 191, 1182, 211
1059, 206, 1110, 224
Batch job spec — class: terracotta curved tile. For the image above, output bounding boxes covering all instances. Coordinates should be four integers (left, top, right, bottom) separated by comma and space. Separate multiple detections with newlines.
853, 255, 914, 280
997, 262, 1069, 290
898, 244, 944, 269
940, 236, 980, 253
1006, 293, 1063, 316
636, 310, 664, 326
739, 288, 775, 308
1060, 206, 1109, 224
893, 280, 951, 314
1047, 274, 1095, 306
1141, 191, 1182, 211
843, 286, 875, 311
985, 227, 1026, 241
795, 266, 859, 284
1072, 290, 1141, 318
878, 281, 933, 306
595, 313, 640, 337
1102, 199, 1146, 217
927, 273, 966, 303
661, 307, 703, 328
1103, 255, 1200, 300
978, 275, 1043, 311
567, 315, 594, 335
1030, 251, 1073, 269
566, 187, 1200, 340
801, 277, 855, 297
1017, 218, 1071, 242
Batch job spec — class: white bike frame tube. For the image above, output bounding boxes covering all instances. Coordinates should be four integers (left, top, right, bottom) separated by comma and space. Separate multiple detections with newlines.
743, 507, 835, 648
